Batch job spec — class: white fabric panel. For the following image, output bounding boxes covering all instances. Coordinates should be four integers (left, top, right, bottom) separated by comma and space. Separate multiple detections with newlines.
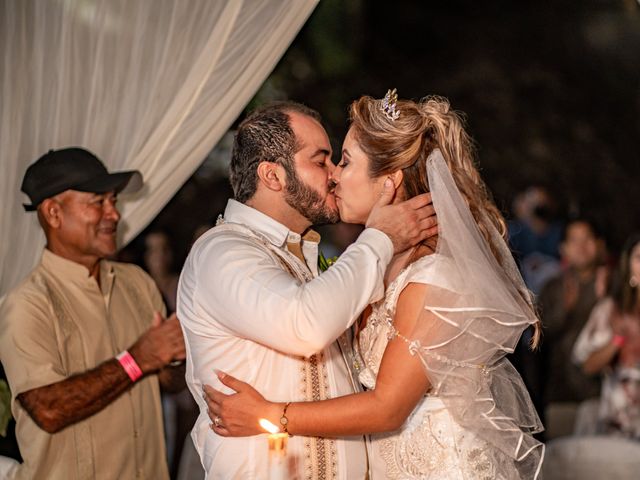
0, 0, 318, 298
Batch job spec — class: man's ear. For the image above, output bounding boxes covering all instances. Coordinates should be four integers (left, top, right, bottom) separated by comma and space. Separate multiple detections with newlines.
39, 198, 62, 229
256, 161, 286, 192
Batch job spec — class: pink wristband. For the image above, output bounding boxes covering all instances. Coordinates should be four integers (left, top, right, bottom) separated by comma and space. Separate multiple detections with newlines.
612, 335, 626, 348
117, 350, 143, 382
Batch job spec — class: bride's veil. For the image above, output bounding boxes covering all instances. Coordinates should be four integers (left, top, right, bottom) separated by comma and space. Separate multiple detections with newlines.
408, 149, 544, 478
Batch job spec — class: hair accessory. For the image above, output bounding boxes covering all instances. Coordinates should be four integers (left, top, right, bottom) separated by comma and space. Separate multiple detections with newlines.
380, 88, 400, 121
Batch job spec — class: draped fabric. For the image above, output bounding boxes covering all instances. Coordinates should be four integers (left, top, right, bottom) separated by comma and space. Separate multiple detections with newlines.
0, 0, 318, 299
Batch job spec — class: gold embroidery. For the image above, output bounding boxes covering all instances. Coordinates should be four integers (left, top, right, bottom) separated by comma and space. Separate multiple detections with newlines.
301, 352, 337, 480
214, 221, 337, 479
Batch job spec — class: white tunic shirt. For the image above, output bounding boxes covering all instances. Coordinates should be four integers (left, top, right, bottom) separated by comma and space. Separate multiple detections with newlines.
177, 199, 393, 479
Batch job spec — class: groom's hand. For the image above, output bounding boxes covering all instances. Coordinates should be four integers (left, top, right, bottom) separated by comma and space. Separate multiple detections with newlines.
366, 178, 437, 253
204, 371, 280, 437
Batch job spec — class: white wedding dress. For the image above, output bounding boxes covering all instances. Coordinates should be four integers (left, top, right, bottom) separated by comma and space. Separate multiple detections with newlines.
352, 150, 544, 479
355, 255, 520, 479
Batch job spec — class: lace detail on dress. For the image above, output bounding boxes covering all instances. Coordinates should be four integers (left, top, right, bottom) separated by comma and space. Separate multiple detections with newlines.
377, 404, 503, 480
355, 255, 490, 388
355, 258, 428, 389
355, 255, 525, 479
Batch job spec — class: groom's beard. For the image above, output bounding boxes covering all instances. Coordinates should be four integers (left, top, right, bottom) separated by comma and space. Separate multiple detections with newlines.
284, 170, 339, 226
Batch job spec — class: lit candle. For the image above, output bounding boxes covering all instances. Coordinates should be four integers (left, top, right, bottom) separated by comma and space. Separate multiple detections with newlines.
259, 418, 288, 480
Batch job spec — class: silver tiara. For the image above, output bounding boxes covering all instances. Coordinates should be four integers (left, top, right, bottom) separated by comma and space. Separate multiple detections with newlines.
380, 88, 400, 121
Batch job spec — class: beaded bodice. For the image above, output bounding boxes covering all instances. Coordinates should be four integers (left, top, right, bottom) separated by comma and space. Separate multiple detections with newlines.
351, 254, 519, 479
353, 255, 435, 389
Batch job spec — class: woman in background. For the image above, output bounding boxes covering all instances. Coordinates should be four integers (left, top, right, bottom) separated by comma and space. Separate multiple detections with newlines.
573, 234, 640, 439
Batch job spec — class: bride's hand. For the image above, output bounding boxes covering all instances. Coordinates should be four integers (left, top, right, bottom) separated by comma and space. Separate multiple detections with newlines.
366, 180, 437, 254
204, 370, 281, 437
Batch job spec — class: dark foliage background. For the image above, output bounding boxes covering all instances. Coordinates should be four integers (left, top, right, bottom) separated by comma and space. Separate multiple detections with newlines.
143, 0, 640, 263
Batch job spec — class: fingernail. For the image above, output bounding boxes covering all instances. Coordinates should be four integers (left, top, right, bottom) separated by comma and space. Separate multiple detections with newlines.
214, 369, 226, 379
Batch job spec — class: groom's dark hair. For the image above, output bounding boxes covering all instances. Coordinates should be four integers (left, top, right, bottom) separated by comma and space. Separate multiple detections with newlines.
229, 101, 321, 203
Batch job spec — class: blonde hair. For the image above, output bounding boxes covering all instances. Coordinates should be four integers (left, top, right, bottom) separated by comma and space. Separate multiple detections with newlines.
349, 95, 541, 349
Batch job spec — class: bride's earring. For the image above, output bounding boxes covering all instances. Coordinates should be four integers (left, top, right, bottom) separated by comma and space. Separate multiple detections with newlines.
630, 276, 638, 288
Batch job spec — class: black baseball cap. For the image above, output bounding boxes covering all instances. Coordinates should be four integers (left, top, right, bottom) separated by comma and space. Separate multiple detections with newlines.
21, 147, 143, 211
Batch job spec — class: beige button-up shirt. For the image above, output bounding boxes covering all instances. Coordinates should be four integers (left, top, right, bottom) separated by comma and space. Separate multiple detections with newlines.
0, 249, 168, 480
178, 199, 393, 479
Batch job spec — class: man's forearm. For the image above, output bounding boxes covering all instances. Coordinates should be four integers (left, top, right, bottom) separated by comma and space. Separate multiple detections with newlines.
18, 358, 133, 434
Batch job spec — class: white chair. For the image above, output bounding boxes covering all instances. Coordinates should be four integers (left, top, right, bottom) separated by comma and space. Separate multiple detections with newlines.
542, 435, 640, 480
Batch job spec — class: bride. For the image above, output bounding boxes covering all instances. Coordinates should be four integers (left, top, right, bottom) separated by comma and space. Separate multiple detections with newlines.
206, 91, 545, 479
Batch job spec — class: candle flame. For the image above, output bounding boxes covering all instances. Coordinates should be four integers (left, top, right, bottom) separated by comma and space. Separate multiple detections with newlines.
259, 418, 280, 434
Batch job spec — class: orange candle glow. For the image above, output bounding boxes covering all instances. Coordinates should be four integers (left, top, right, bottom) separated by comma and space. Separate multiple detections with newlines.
259, 419, 288, 479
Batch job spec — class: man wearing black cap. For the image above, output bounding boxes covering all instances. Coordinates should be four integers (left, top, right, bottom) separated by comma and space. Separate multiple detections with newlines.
0, 148, 185, 480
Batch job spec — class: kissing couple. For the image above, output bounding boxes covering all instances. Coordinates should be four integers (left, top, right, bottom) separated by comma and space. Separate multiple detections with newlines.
178, 91, 544, 479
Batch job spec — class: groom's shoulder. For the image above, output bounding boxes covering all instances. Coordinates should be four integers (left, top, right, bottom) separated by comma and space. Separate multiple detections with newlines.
188, 223, 272, 262
193, 223, 257, 247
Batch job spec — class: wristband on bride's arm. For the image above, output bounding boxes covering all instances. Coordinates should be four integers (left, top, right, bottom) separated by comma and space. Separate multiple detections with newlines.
116, 350, 143, 382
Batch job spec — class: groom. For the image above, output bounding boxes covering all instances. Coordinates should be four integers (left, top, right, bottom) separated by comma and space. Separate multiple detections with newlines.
177, 101, 436, 478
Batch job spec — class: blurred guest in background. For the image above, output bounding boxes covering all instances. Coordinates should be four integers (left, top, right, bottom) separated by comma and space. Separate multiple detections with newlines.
143, 229, 180, 314
509, 185, 563, 295
573, 233, 640, 439
508, 186, 563, 425
540, 218, 608, 437
142, 228, 198, 478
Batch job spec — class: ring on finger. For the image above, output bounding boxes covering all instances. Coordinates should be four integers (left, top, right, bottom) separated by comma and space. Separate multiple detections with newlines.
213, 415, 223, 428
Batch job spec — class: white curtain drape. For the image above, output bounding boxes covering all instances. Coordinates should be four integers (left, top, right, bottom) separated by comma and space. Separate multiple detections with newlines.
0, 0, 318, 299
